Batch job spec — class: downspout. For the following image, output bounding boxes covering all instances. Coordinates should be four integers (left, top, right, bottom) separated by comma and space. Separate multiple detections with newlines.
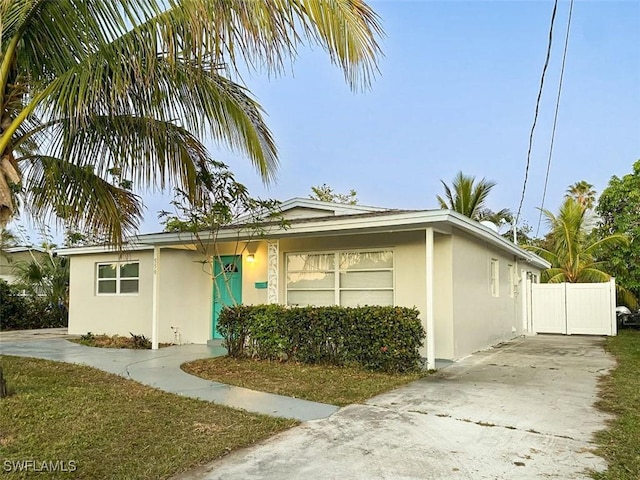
425, 227, 436, 370
151, 246, 160, 349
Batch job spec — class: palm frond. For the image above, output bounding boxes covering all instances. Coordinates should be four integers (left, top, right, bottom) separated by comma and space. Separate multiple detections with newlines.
22, 156, 143, 246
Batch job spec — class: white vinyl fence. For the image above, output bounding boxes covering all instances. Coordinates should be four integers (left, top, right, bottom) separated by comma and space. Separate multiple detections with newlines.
530, 279, 617, 336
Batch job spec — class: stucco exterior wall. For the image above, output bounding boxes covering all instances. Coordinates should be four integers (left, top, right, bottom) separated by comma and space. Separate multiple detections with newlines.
68, 251, 154, 337
433, 233, 454, 360
156, 249, 211, 344
450, 229, 538, 359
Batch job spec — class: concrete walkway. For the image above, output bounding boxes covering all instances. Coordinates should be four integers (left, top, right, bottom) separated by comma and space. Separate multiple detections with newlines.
0, 332, 338, 421
174, 335, 614, 480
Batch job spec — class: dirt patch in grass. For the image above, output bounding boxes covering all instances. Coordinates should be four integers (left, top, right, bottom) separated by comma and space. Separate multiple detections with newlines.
182, 356, 426, 406
70, 333, 170, 349
0, 355, 296, 479
593, 329, 640, 479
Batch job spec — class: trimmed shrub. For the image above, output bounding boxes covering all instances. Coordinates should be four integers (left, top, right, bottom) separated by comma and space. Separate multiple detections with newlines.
217, 305, 425, 372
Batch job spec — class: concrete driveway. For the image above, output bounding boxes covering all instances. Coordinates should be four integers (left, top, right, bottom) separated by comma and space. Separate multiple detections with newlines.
176, 335, 614, 480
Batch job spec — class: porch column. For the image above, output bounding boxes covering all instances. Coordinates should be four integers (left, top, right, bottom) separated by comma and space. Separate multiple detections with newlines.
151, 245, 160, 350
425, 227, 436, 370
267, 240, 279, 304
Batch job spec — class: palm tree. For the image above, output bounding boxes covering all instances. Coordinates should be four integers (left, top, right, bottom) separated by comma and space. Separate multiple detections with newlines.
437, 172, 511, 224
13, 253, 70, 324
525, 197, 636, 307
565, 181, 596, 210
0, 0, 382, 245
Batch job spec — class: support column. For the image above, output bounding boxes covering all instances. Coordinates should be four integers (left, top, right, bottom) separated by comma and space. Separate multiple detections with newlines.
267, 240, 279, 304
151, 246, 160, 350
425, 228, 436, 370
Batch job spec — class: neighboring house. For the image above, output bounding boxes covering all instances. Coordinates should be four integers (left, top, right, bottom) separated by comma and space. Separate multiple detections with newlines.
58, 198, 549, 368
0, 246, 48, 285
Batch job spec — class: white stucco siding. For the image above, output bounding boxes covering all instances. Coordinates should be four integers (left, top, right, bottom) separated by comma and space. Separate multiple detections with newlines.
433, 233, 454, 360
156, 249, 211, 344
68, 251, 154, 337
450, 230, 524, 359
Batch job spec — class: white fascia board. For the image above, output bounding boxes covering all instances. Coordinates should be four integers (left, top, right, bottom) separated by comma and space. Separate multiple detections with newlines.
54, 244, 154, 256
135, 209, 550, 269
5, 246, 47, 254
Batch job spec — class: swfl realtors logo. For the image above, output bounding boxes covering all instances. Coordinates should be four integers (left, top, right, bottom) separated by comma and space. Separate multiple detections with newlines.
3, 459, 77, 473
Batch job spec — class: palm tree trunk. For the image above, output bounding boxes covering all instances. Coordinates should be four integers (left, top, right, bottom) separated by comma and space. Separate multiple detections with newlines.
0, 151, 21, 226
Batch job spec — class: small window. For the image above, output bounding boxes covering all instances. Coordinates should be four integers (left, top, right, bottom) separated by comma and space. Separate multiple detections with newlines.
97, 261, 139, 295
508, 264, 515, 298
490, 259, 499, 297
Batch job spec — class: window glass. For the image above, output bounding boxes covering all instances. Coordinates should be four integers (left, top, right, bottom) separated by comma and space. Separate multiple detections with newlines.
97, 261, 139, 295
287, 272, 335, 289
120, 262, 139, 278
340, 251, 393, 270
98, 264, 117, 279
287, 290, 335, 306
120, 279, 139, 294
286, 250, 393, 307
340, 271, 393, 289
98, 280, 117, 294
287, 254, 334, 271
340, 290, 393, 307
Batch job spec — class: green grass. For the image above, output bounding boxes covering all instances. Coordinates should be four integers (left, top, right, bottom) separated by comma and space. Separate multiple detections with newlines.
0, 355, 296, 479
182, 356, 426, 406
593, 329, 640, 479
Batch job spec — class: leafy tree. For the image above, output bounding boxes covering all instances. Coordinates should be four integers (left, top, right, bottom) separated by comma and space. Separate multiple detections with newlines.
309, 184, 358, 205
437, 172, 511, 225
0, 0, 382, 245
525, 197, 636, 307
160, 160, 285, 303
566, 181, 596, 210
595, 160, 640, 301
0, 227, 18, 260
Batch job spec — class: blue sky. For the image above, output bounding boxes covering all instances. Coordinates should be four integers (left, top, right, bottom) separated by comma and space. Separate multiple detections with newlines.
110, 1, 640, 236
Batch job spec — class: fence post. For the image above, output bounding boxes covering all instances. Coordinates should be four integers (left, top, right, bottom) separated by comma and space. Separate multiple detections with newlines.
609, 278, 617, 336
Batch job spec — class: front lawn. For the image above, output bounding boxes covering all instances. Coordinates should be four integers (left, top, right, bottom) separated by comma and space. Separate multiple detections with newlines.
593, 329, 640, 479
182, 356, 426, 406
0, 356, 296, 479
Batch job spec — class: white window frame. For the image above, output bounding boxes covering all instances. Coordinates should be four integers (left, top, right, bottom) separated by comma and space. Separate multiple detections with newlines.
490, 258, 499, 297
285, 249, 395, 307
96, 261, 140, 296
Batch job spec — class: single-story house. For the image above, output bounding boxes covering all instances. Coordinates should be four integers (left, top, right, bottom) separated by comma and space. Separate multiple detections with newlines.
58, 198, 549, 368
0, 246, 48, 285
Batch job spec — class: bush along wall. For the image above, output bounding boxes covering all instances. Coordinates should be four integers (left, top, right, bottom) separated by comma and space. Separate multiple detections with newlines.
0, 280, 67, 330
217, 305, 426, 373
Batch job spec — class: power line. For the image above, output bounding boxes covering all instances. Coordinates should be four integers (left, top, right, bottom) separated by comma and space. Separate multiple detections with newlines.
536, 0, 574, 237
515, 0, 559, 231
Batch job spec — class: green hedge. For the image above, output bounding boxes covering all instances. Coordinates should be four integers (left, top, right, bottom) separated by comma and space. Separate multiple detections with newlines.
0, 280, 67, 330
217, 305, 426, 372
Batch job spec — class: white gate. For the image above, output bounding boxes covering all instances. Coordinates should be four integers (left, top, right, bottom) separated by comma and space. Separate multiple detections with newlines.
530, 279, 617, 336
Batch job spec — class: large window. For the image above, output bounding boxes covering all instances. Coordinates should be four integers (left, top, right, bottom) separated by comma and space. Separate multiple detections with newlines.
97, 262, 139, 295
286, 250, 393, 307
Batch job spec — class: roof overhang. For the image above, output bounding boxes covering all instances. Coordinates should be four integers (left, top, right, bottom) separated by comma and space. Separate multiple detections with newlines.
61, 210, 548, 269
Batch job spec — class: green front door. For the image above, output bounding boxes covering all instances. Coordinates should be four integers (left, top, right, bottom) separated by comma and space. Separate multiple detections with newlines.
212, 255, 242, 339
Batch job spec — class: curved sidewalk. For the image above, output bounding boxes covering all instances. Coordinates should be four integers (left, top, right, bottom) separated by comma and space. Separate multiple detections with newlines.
0, 335, 338, 422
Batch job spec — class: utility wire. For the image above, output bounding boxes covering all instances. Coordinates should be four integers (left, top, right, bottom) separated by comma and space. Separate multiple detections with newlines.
535, 0, 574, 237
515, 0, 559, 231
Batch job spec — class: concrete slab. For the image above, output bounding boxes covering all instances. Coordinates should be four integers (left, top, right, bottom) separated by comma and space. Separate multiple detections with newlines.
174, 335, 614, 480
0, 335, 339, 421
